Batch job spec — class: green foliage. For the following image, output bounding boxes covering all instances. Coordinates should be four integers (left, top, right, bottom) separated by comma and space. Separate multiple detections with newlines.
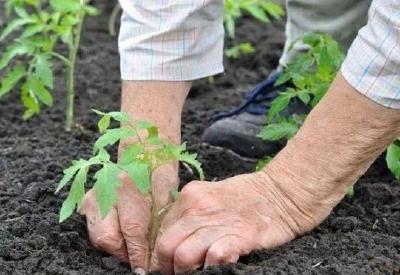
224, 0, 283, 59
224, 0, 284, 38
0, 0, 98, 128
257, 32, 400, 187
386, 141, 400, 180
256, 33, 344, 171
225, 42, 255, 59
56, 110, 204, 223
258, 33, 345, 146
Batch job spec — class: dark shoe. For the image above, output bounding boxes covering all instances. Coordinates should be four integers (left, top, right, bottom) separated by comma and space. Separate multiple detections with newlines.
202, 70, 309, 159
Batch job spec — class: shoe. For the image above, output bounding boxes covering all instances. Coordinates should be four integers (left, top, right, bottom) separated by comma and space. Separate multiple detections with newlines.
202, 70, 309, 159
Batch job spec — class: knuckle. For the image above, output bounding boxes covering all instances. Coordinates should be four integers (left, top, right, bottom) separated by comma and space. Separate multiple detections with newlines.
174, 247, 194, 267
207, 246, 229, 261
93, 234, 124, 252
121, 222, 147, 239
156, 237, 171, 259
180, 181, 203, 198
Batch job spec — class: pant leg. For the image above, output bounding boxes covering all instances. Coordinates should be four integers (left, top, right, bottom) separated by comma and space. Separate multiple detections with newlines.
118, 0, 225, 81
280, 0, 372, 66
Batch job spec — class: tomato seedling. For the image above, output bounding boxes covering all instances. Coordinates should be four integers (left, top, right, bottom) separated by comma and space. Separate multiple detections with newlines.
0, 0, 98, 130
257, 32, 400, 193
56, 110, 204, 252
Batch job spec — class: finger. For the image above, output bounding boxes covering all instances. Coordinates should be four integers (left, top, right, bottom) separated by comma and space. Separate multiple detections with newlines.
79, 190, 129, 262
173, 227, 230, 274
204, 236, 245, 268
117, 177, 152, 271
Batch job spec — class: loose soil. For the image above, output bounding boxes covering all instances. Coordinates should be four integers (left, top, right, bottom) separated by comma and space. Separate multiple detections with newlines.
0, 2, 399, 274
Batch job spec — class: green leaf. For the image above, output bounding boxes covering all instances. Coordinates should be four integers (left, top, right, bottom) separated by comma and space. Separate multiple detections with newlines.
119, 144, 144, 165
28, 75, 53, 106
244, 5, 270, 23
123, 161, 151, 194
258, 121, 298, 141
267, 92, 293, 120
0, 65, 26, 97
59, 167, 88, 222
35, 54, 54, 89
0, 17, 36, 41
93, 127, 135, 153
386, 143, 400, 181
0, 43, 35, 70
21, 82, 40, 119
166, 143, 204, 180
92, 109, 130, 122
55, 158, 101, 194
50, 0, 82, 12
97, 115, 111, 134
256, 156, 273, 171
20, 24, 45, 39
84, 5, 100, 16
93, 163, 122, 218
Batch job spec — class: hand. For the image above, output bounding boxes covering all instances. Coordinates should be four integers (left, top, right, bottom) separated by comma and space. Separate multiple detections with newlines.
153, 171, 334, 274
79, 163, 179, 273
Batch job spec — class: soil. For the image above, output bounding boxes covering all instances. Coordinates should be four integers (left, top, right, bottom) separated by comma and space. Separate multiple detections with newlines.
0, 1, 399, 275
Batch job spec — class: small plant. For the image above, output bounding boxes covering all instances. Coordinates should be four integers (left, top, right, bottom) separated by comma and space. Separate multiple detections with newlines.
224, 0, 284, 58
56, 110, 204, 254
225, 42, 255, 59
0, 0, 99, 130
257, 32, 400, 193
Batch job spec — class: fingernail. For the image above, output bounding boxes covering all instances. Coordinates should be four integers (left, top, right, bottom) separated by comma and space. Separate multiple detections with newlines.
134, 267, 146, 275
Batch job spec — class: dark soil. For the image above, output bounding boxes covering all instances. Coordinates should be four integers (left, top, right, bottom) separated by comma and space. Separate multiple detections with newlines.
1, 2, 399, 275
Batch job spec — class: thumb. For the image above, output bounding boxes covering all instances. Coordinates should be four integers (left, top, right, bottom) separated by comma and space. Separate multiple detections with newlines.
117, 176, 152, 272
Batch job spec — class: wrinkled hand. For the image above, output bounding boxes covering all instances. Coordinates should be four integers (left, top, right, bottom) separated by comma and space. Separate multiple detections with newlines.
79, 164, 179, 273
153, 171, 336, 274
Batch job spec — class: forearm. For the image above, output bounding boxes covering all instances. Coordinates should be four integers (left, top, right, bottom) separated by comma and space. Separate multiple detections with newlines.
119, 81, 191, 209
120, 81, 190, 146
262, 72, 400, 231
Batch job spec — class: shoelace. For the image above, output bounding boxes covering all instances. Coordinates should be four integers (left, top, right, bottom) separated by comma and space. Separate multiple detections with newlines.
211, 70, 284, 122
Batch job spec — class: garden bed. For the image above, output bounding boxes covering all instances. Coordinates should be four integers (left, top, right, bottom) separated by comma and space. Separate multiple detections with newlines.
0, 2, 399, 274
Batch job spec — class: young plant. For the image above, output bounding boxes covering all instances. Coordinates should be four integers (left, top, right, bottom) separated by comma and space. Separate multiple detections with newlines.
0, 0, 99, 130
224, 0, 284, 58
257, 32, 400, 194
56, 110, 204, 253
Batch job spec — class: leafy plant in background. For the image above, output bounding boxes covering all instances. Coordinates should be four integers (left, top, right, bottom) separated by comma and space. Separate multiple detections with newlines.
56, 110, 204, 254
257, 32, 400, 194
0, 0, 98, 131
224, 0, 284, 58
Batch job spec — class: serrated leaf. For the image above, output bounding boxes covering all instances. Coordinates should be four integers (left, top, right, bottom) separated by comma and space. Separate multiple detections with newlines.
28, 75, 53, 106
258, 121, 298, 141
119, 144, 144, 165
35, 54, 53, 89
0, 65, 26, 97
59, 167, 88, 222
267, 92, 293, 120
55, 158, 101, 193
244, 5, 270, 23
20, 24, 45, 39
0, 43, 35, 70
179, 152, 204, 180
94, 163, 122, 217
386, 143, 400, 181
93, 127, 135, 153
0, 17, 36, 41
123, 161, 150, 194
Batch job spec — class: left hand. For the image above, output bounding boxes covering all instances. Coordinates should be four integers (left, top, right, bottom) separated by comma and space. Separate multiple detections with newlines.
151, 171, 333, 274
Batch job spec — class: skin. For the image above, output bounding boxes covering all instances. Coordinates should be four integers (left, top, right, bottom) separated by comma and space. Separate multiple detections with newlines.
79, 81, 191, 272
152, 73, 400, 274
82, 73, 400, 274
